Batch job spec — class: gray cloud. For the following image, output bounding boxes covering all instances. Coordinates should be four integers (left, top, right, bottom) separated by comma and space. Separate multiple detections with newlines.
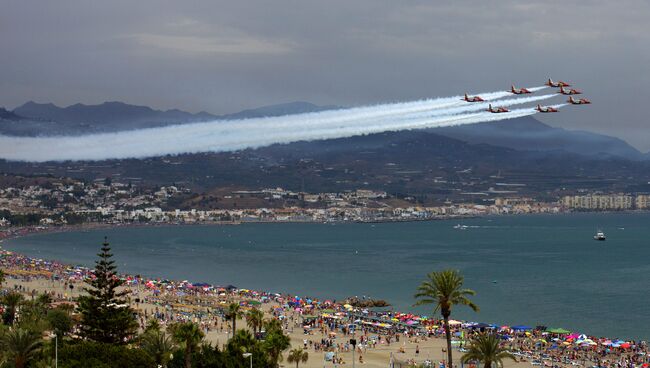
1, 0, 649, 149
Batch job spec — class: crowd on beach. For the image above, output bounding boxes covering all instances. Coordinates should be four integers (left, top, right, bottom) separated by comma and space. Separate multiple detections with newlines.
1, 247, 649, 368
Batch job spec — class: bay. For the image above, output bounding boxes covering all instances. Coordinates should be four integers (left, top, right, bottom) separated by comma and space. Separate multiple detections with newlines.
4, 212, 649, 340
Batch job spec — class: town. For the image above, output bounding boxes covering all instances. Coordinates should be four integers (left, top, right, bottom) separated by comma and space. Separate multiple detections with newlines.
1, 174, 649, 231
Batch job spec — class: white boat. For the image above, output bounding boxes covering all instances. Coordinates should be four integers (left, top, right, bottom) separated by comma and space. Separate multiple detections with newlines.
594, 230, 606, 241
453, 224, 468, 230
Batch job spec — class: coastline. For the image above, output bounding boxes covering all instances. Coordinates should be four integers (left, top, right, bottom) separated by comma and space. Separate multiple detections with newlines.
4, 208, 648, 243
0, 245, 646, 368
3, 212, 650, 342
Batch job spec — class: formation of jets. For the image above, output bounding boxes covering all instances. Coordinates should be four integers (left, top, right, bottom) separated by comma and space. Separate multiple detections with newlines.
461, 78, 592, 113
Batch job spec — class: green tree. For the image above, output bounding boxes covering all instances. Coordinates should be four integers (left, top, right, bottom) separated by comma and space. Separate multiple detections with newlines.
415, 269, 478, 367
18, 294, 52, 334
262, 322, 290, 368
287, 347, 309, 368
2, 291, 25, 325
225, 302, 243, 338
57, 340, 154, 368
46, 307, 74, 338
461, 334, 516, 368
225, 329, 267, 367
140, 329, 175, 368
76, 237, 138, 344
245, 308, 264, 334
169, 321, 205, 368
1, 328, 43, 368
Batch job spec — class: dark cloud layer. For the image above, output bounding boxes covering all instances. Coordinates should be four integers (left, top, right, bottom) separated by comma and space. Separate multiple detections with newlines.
1, 1, 649, 149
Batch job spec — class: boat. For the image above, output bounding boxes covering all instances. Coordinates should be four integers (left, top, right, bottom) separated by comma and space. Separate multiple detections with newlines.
594, 230, 606, 241
453, 224, 468, 230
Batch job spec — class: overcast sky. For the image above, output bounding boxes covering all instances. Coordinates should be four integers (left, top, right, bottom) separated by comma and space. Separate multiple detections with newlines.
2, 1, 649, 150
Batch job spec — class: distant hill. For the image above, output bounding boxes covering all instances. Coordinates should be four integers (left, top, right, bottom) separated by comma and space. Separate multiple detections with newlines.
435, 116, 646, 161
219, 101, 340, 120
2, 129, 649, 204
12, 101, 218, 132
5, 100, 339, 136
0, 107, 23, 121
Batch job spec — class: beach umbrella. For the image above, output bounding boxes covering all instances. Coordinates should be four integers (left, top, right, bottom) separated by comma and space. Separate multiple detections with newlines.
511, 325, 532, 331
547, 328, 571, 335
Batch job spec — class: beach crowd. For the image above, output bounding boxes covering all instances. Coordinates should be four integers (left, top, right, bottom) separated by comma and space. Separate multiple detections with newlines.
0, 248, 648, 368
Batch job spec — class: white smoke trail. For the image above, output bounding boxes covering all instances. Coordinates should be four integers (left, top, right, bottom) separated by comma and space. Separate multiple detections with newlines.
0, 90, 558, 162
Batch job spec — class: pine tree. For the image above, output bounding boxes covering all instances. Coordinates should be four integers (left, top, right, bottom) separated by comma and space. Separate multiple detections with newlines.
77, 237, 138, 344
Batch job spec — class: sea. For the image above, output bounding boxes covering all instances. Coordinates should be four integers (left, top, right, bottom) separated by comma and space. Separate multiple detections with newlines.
3, 212, 649, 340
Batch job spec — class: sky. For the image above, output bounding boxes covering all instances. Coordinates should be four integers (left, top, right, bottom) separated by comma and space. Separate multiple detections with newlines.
1, 1, 649, 150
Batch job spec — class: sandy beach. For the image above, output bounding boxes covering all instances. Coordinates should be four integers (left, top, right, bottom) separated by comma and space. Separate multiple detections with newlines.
2, 251, 646, 368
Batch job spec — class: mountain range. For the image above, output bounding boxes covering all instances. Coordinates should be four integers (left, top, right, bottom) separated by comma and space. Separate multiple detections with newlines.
1, 100, 646, 161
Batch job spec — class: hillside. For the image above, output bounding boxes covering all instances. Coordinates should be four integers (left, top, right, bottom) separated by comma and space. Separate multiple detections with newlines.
435, 117, 645, 161
1, 129, 649, 204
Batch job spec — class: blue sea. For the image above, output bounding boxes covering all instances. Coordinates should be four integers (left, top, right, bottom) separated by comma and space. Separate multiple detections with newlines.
4, 212, 649, 340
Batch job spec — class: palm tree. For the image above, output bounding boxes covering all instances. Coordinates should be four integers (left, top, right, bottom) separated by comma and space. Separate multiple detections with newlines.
287, 347, 309, 368
263, 318, 282, 333
141, 329, 175, 368
170, 322, 205, 368
263, 320, 290, 368
2, 292, 25, 325
246, 308, 264, 334
227, 329, 258, 355
461, 334, 516, 368
225, 302, 243, 338
415, 269, 478, 367
1, 328, 43, 368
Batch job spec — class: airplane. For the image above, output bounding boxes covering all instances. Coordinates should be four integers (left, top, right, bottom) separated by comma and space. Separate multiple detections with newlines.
568, 96, 591, 105
510, 85, 532, 94
545, 78, 571, 87
462, 93, 485, 102
558, 86, 582, 95
487, 104, 509, 113
536, 104, 559, 113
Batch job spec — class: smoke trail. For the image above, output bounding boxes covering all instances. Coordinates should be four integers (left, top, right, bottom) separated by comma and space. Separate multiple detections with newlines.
0, 90, 558, 162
